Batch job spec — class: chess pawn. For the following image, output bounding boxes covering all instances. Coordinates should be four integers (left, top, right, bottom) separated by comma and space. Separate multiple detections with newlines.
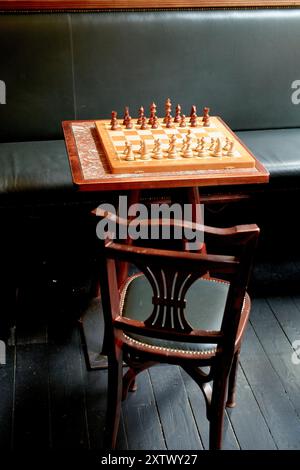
151, 115, 159, 129
167, 135, 178, 159
223, 137, 230, 152
227, 140, 235, 157
123, 141, 131, 158
209, 137, 215, 152
213, 138, 223, 157
179, 114, 187, 128
190, 114, 198, 128
165, 114, 173, 128
140, 140, 151, 160
197, 137, 207, 157
140, 116, 148, 130
125, 142, 135, 161
125, 115, 133, 129
152, 139, 164, 159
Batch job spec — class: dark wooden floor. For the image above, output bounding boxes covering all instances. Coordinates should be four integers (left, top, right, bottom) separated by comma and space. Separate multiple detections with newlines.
1, 277, 300, 450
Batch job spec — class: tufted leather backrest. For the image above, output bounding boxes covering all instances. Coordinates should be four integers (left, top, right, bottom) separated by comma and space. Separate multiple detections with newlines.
1, 8, 300, 142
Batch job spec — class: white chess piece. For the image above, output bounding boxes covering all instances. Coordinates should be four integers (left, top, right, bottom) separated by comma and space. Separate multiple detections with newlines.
213, 138, 223, 157
125, 142, 135, 161
140, 140, 151, 160
197, 137, 207, 157
183, 130, 193, 158
167, 135, 178, 159
227, 140, 235, 157
152, 138, 164, 159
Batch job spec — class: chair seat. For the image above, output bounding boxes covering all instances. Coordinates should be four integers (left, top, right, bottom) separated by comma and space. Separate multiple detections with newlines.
120, 273, 248, 356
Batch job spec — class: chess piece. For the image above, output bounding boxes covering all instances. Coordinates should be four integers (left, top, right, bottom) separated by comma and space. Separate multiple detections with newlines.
189, 105, 197, 123
213, 138, 223, 157
151, 115, 159, 129
167, 134, 178, 159
152, 138, 164, 159
202, 107, 210, 127
164, 98, 172, 123
123, 141, 131, 159
123, 106, 130, 125
223, 137, 230, 152
140, 116, 148, 130
125, 115, 133, 129
110, 111, 119, 130
174, 104, 181, 123
148, 102, 157, 125
165, 114, 173, 128
183, 130, 193, 158
227, 140, 235, 157
179, 114, 187, 128
190, 114, 198, 127
209, 137, 215, 152
140, 140, 151, 160
125, 142, 135, 161
197, 137, 207, 157
137, 106, 145, 125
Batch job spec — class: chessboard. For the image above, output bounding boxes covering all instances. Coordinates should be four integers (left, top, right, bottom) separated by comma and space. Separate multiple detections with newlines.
95, 115, 256, 175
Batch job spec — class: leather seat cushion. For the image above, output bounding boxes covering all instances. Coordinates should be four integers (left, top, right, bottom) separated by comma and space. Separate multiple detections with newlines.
120, 273, 229, 353
0, 140, 72, 194
237, 128, 300, 186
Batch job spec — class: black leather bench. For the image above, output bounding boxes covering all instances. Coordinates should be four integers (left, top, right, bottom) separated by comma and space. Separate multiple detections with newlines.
1, 8, 300, 203
1, 6, 300, 335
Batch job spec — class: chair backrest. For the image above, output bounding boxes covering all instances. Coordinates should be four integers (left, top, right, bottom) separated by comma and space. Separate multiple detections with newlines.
98, 213, 259, 356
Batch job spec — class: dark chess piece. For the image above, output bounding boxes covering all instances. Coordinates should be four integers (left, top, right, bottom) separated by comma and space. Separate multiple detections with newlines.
202, 106, 210, 126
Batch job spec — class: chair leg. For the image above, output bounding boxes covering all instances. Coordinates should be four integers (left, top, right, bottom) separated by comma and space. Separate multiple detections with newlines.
209, 378, 228, 450
103, 354, 123, 449
226, 349, 240, 408
122, 368, 138, 400
122, 362, 156, 400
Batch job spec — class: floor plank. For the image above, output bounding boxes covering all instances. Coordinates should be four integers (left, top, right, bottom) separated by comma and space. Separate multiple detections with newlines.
13, 344, 50, 449
82, 367, 128, 450
227, 366, 276, 449
149, 365, 203, 450
47, 324, 89, 449
250, 297, 300, 416
267, 296, 300, 343
240, 323, 300, 449
180, 368, 239, 450
121, 370, 166, 450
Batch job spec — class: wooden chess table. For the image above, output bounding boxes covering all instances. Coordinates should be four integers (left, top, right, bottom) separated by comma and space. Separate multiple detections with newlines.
63, 118, 269, 369
63, 119, 268, 192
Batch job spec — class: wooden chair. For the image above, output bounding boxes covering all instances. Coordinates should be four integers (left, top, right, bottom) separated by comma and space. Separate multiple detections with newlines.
97, 212, 259, 450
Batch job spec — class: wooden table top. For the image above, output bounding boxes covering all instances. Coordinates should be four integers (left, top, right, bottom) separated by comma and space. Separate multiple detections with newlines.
63, 120, 269, 192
